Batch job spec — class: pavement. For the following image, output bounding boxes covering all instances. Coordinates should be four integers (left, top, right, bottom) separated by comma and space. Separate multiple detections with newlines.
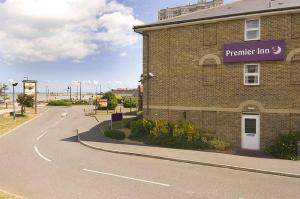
78, 117, 300, 178
0, 106, 300, 199
0, 108, 21, 115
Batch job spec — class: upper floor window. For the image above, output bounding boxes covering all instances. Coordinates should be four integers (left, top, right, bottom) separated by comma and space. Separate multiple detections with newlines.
245, 19, 260, 41
244, 64, 260, 86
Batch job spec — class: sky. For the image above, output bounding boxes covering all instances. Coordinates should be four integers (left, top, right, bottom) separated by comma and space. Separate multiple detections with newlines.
0, 0, 238, 93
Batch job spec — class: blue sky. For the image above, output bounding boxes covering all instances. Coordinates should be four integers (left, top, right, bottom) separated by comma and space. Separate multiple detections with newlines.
0, 0, 237, 93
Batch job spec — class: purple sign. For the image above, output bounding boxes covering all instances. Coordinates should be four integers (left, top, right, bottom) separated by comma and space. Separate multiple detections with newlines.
112, 113, 123, 122
224, 40, 285, 63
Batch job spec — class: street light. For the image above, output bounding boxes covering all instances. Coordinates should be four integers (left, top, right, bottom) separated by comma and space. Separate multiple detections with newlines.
67, 86, 72, 101
12, 82, 18, 120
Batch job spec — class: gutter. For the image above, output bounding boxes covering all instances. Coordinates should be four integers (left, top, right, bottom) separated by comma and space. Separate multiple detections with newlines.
134, 6, 300, 33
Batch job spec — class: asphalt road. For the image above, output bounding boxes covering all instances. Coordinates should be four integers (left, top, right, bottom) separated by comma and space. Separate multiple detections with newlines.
0, 106, 299, 199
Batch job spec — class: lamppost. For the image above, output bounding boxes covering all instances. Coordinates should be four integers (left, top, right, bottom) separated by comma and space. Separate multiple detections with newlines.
79, 81, 82, 101
67, 86, 72, 101
12, 82, 18, 120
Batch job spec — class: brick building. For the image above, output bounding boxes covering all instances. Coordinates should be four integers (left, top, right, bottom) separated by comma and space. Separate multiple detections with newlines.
134, 0, 300, 150
159, 0, 223, 21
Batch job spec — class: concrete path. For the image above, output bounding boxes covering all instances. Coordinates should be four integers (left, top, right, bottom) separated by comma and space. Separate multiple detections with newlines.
0, 106, 299, 199
0, 108, 21, 115
79, 118, 300, 178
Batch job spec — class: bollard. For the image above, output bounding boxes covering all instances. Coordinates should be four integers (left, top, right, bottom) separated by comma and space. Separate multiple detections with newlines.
297, 141, 300, 156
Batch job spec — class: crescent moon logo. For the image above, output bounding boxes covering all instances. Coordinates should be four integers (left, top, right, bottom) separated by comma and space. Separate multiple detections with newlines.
272, 46, 282, 55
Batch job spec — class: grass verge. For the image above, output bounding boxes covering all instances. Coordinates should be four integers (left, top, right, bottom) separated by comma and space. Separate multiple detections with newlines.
0, 114, 35, 136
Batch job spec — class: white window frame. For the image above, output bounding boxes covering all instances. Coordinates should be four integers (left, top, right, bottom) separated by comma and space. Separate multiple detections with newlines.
245, 18, 261, 41
244, 63, 260, 86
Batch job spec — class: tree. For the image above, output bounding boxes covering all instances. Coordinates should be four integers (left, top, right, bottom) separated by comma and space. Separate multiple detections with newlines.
0, 84, 9, 101
102, 92, 118, 110
16, 94, 34, 115
123, 97, 138, 108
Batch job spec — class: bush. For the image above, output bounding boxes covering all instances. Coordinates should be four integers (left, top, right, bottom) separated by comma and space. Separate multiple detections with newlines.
48, 100, 72, 106
128, 119, 230, 151
102, 92, 118, 110
123, 97, 138, 108
207, 137, 231, 151
104, 129, 126, 140
173, 121, 201, 141
149, 120, 170, 137
130, 119, 147, 138
144, 135, 209, 150
72, 100, 89, 105
267, 132, 300, 160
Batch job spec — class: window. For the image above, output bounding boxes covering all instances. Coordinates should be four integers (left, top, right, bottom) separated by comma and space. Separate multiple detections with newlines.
245, 19, 260, 41
244, 64, 260, 85
245, 119, 257, 134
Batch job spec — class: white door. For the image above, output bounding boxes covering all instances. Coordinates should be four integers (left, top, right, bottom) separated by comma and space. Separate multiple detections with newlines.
241, 114, 260, 150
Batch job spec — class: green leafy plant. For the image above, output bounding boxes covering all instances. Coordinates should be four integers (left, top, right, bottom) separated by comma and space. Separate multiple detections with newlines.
102, 92, 118, 110
173, 120, 201, 141
267, 132, 300, 160
16, 94, 34, 114
104, 129, 126, 140
130, 119, 147, 139
149, 119, 170, 137
123, 97, 138, 108
47, 100, 72, 106
207, 137, 231, 151
128, 118, 230, 151
72, 100, 89, 105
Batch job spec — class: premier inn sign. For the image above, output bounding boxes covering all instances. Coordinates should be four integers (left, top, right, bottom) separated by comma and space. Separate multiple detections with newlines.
224, 40, 285, 63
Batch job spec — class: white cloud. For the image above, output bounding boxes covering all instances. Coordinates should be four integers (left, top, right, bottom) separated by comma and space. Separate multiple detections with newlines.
0, 0, 143, 63
119, 52, 127, 57
115, 81, 122, 84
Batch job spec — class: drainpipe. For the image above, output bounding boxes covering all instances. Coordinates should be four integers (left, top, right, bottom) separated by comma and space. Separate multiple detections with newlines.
135, 30, 150, 117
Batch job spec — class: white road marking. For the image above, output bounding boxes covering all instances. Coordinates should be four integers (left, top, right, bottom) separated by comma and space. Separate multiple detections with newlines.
61, 112, 68, 118
34, 145, 52, 162
36, 131, 48, 141
45, 109, 49, 113
82, 169, 170, 187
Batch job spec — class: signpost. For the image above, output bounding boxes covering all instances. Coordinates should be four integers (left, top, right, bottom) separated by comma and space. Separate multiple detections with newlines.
224, 40, 285, 63
23, 80, 37, 114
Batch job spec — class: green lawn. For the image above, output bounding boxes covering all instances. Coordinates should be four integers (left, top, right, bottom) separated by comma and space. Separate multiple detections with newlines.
0, 191, 23, 199
0, 114, 35, 136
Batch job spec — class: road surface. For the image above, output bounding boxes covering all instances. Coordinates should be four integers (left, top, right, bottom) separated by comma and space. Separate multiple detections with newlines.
0, 106, 299, 199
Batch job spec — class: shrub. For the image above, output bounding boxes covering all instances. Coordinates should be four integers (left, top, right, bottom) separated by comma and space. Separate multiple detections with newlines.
207, 137, 231, 151
72, 100, 89, 105
173, 121, 201, 141
130, 119, 147, 138
144, 135, 209, 150
128, 119, 230, 151
149, 120, 170, 137
48, 100, 72, 106
123, 97, 138, 108
267, 132, 300, 160
104, 129, 126, 140
102, 92, 118, 110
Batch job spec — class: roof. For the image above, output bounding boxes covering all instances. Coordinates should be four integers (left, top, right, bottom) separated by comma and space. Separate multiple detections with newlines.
134, 0, 300, 31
